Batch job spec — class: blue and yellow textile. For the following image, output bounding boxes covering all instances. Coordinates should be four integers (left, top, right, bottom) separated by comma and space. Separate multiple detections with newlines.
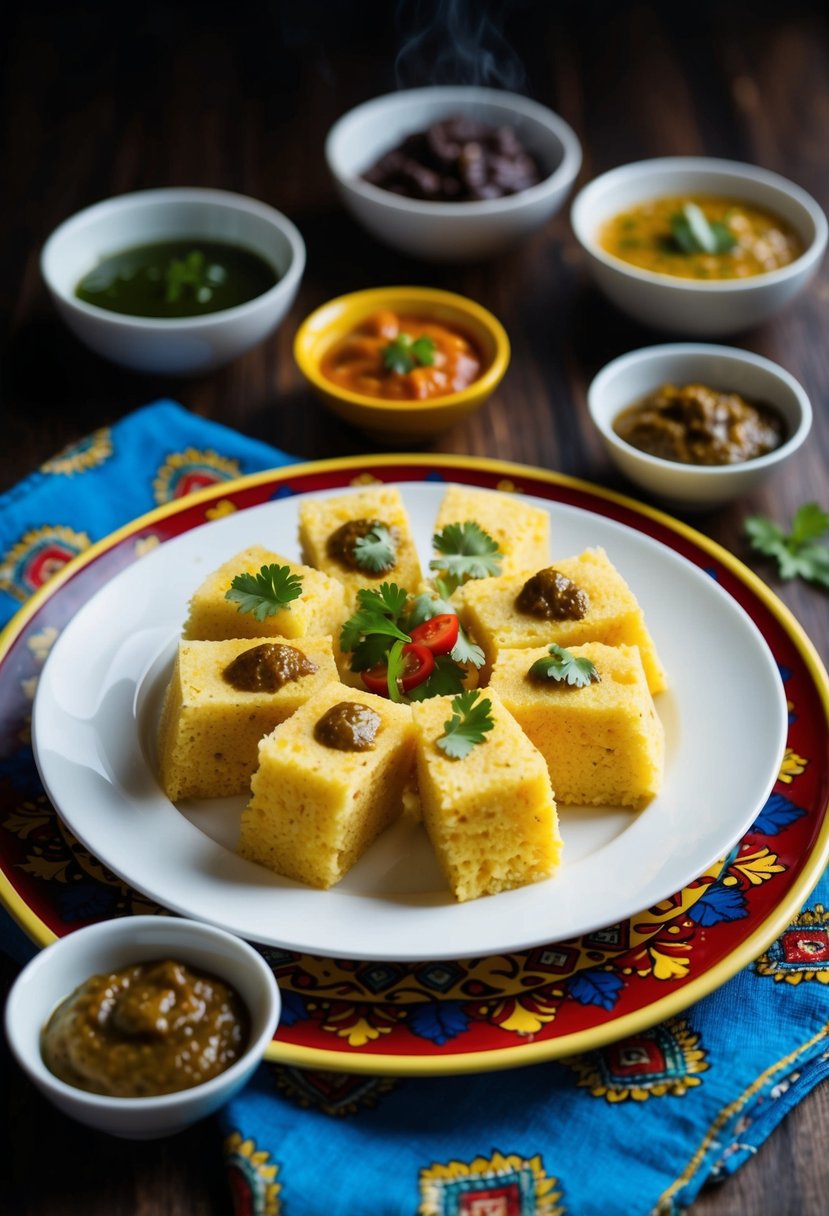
1, 401, 828, 1216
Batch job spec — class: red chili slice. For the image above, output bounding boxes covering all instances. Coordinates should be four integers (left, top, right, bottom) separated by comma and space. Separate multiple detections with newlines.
408, 613, 459, 656
360, 642, 435, 697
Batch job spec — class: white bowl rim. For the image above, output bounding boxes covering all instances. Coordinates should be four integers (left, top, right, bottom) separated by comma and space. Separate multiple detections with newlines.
40, 186, 307, 331
571, 156, 828, 293
4, 915, 280, 1110
586, 342, 813, 477
325, 85, 583, 217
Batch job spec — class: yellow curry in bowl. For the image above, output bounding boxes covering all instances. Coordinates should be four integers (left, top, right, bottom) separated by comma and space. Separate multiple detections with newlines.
599, 195, 803, 280
320, 309, 483, 401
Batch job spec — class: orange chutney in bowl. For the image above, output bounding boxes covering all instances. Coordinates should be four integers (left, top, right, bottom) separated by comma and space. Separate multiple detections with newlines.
319, 309, 483, 401
599, 195, 803, 280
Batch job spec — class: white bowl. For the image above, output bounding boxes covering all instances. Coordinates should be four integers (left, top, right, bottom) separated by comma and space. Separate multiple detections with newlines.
4, 916, 280, 1139
325, 86, 582, 262
586, 343, 813, 511
571, 157, 827, 336
41, 188, 306, 374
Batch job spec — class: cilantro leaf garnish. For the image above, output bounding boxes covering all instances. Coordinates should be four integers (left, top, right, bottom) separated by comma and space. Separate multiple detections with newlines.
527, 643, 600, 688
225, 564, 303, 621
429, 521, 503, 594
745, 503, 829, 587
405, 591, 485, 669
408, 655, 469, 701
339, 583, 411, 660
383, 333, 437, 374
436, 690, 495, 759
669, 203, 737, 256
353, 524, 397, 574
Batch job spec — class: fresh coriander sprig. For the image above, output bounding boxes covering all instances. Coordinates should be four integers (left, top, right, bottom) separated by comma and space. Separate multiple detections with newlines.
436, 690, 495, 759
383, 333, 437, 374
353, 524, 397, 574
429, 521, 503, 594
528, 643, 600, 688
225, 564, 303, 620
669, 203, 737, 256
339, 583, 411, 670
406, 591, 485, 670
408, 656, 468, 701
745, 503, 829, 587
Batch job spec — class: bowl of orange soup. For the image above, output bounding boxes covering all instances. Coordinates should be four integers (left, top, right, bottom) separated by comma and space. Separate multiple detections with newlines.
293, 286, 510, 442
570, 158, 827, 336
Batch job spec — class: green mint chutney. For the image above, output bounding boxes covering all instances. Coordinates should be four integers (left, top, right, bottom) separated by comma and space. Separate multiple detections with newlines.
75, 240, 279, 318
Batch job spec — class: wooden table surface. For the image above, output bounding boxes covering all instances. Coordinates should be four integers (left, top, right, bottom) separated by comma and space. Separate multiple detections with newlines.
2, 1, 827, 1212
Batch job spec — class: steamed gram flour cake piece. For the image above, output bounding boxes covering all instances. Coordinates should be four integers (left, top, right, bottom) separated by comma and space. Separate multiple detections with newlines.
431, 484, 551, 580
490, 641, 664, 810
182, 545, 347, 641
297, 484, 423, 603
238, 682, 415, 889
454, 546, 668, 693
411, 688, 561, 902
157, 636, 339, 801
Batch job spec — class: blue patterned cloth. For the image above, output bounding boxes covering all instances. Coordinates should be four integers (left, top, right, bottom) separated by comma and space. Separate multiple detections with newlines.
1, 401, 827, 1216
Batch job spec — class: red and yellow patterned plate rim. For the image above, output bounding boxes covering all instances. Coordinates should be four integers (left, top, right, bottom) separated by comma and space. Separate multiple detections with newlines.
1, 454, 828, 1076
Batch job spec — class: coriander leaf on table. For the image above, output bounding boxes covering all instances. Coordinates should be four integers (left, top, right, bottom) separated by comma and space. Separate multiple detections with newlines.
352, 524, 397, 574
436, 689, 494, 758
528, 643, 600, 687
429, 521, 503, 593
225, 564, 303, 620
745, 503, 829, 588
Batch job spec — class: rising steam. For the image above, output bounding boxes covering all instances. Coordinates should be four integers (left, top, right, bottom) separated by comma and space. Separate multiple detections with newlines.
394, 0, 527, 91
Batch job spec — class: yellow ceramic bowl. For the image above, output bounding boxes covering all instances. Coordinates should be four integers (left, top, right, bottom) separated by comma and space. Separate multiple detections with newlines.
293, 286, 510, 443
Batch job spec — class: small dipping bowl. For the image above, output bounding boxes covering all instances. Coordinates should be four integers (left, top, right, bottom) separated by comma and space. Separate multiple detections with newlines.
326, 86, 582, 262
571, 157, 827, 336
40, 187, 306, 375
586, 343, 813, 512
4, 916, 280, 1139
293, 285, 511, 443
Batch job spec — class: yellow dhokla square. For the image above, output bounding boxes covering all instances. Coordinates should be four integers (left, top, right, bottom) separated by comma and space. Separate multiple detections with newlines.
431, 484, 551, 581
238, 683, 415, 889
454, 546, 667, 693
490, 642, 664, 810
297, 485, 423, 601
183, 545, 347, 641
411, 689, 561, 902
157, 636, 339, 801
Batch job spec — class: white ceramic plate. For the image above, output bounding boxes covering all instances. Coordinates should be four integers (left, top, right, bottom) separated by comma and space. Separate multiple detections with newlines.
32, 481, 787, 961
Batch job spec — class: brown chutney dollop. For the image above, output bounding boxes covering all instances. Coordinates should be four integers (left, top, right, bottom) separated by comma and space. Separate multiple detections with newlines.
326, 518, 395, 574
516, 568, 589, 621
223, 642, 318, 692
314, 702, 381, 752
40, 958, 250, 1097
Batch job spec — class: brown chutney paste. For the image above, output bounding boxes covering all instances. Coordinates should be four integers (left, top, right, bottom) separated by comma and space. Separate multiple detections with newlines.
326, 517, 396, 574
313, 702, 381, 752
613, 382, 786, 465
516, 568, 589, 621
40, 958, 250, 1097
223, 642, 318, 692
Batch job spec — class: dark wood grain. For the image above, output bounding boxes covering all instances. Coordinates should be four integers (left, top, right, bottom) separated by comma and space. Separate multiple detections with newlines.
2, 2, 828, 1213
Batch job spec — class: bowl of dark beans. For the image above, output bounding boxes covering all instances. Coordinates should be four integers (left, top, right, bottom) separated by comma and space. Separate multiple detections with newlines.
326, 86, 582, 262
